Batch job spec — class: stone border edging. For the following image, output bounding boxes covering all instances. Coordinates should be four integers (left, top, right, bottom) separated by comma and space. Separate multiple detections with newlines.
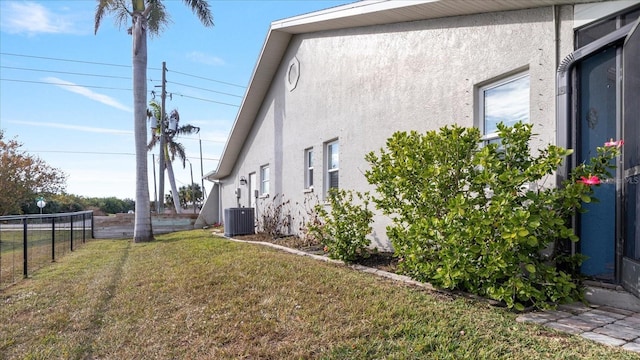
223, 235, 436, 292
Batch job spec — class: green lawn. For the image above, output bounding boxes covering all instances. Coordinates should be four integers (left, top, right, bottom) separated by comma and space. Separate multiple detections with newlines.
0, 230, 636, 359
1, 229, 85, 288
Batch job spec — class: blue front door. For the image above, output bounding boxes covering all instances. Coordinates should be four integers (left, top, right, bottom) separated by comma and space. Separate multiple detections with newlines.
577, 48, 617, 280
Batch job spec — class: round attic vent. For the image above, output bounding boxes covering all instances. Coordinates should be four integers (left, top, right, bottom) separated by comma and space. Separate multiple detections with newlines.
286, 57, 300, 91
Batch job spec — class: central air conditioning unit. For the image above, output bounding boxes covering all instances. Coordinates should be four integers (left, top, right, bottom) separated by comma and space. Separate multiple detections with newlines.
224, 208, 255, 237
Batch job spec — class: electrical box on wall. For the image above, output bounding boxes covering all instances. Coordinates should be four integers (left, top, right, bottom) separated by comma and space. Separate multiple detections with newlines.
235, 188, 241, 198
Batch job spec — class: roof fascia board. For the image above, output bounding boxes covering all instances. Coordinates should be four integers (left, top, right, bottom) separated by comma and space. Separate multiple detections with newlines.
270, 0, 438, 31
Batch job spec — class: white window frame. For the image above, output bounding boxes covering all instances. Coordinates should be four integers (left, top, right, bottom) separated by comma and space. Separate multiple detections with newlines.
325, 140, 339, 196
478, 71, 530, 144
260, 164, 269, 196
304, 148, 314, 191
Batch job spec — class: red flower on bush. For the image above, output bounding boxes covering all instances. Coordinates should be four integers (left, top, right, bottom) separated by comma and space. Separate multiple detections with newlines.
604, 139, 624, 148
578, 175, 601, 185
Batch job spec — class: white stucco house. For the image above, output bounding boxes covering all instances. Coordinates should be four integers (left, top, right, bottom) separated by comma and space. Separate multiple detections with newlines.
196, 0, 640, 308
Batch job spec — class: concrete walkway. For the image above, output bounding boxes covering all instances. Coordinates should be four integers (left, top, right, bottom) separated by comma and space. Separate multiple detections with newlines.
517, 303, 640, 353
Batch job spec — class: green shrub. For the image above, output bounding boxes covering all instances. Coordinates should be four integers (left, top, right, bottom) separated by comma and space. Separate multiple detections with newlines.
310, 189, 374, 263
365, 122, 620, 310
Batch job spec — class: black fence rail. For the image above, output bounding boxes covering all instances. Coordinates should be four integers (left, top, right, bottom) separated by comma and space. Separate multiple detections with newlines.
0, 211, 93, 290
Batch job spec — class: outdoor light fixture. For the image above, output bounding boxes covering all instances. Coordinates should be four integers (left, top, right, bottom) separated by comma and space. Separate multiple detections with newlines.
240, 176, 247, 185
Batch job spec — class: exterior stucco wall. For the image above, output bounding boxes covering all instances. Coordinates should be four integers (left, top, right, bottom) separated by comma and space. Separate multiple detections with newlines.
218, 6, 576, 250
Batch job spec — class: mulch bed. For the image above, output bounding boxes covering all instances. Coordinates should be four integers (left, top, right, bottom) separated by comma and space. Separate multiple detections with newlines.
233, 233, 399, 273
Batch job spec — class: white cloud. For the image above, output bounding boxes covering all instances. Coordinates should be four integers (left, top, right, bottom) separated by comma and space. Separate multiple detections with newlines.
0, 1, 84, 35
8, 120, 133, 135
186, 51, 226, 66
42, 77, 133, 112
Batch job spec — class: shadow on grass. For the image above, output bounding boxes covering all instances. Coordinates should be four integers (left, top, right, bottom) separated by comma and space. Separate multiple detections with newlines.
82, 240, 131, 356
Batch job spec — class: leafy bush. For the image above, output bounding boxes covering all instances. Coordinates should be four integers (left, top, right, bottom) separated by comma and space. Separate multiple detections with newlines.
365, 122, 620, 310
310, 189, 374, 263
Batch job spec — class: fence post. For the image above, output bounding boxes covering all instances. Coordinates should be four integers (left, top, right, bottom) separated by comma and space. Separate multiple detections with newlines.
52, 217, 56, 262
70, 216, 74, 252
82, 213, 86, 244
23, 218, 28, 278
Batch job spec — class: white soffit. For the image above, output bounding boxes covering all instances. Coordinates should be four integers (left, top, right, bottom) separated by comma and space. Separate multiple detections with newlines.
574, 0, 640, 28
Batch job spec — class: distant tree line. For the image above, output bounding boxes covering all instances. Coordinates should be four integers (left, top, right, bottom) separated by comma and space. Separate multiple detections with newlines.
20, 194, 135, 215
1, 130, 135, 216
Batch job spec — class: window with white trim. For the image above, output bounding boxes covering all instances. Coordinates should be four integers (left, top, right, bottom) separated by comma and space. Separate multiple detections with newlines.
479, 72, 530, 144
304, 148, 314, 189
260, 165, 269, 195
326, 140, 339, 194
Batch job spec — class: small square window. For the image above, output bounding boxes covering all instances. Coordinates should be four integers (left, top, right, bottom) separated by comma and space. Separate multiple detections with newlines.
479, 72, 530, 144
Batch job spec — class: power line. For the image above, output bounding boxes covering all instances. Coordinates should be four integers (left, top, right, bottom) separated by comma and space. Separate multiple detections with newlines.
171, 92, 240, 107
169, 68, 245, 88
1, 78, 241, 105
26, 150, 135, 156
167, 80, 243, 98
0, 52, 133, 68
0, 65, 130, 80
0, 78, 132, 91
181, 136, 226, 143
25, 149, 220, 161
1, 52, 246, 88
1, 52, 245, 105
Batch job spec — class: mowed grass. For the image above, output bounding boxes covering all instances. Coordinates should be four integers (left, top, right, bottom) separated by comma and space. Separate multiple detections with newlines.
1, 229, 83, 288
0, 230, 636, 359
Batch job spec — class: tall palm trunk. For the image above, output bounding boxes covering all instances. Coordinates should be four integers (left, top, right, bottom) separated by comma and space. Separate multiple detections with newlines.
165, 148, 182, 213
132, 10, 153, 242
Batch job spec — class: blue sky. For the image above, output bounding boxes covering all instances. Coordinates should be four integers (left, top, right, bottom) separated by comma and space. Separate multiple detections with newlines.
0, 0, 352, 201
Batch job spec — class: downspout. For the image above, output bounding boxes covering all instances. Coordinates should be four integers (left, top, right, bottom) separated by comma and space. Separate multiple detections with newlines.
217, 181, 223, 225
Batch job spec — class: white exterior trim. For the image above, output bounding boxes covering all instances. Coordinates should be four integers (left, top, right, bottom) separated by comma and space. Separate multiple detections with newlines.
574, 0, 640, 28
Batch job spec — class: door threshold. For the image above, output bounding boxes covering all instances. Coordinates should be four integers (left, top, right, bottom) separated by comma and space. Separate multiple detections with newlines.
584, 281, 640, 312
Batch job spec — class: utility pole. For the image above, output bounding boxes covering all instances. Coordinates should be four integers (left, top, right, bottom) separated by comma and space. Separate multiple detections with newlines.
189, 159, 196, 214
157, 61, 167, 214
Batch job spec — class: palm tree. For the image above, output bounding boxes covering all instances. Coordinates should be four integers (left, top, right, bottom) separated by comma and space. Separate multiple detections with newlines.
94, 0, 213, 242
179, 183, 203, 209
148, 101, 200, 214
